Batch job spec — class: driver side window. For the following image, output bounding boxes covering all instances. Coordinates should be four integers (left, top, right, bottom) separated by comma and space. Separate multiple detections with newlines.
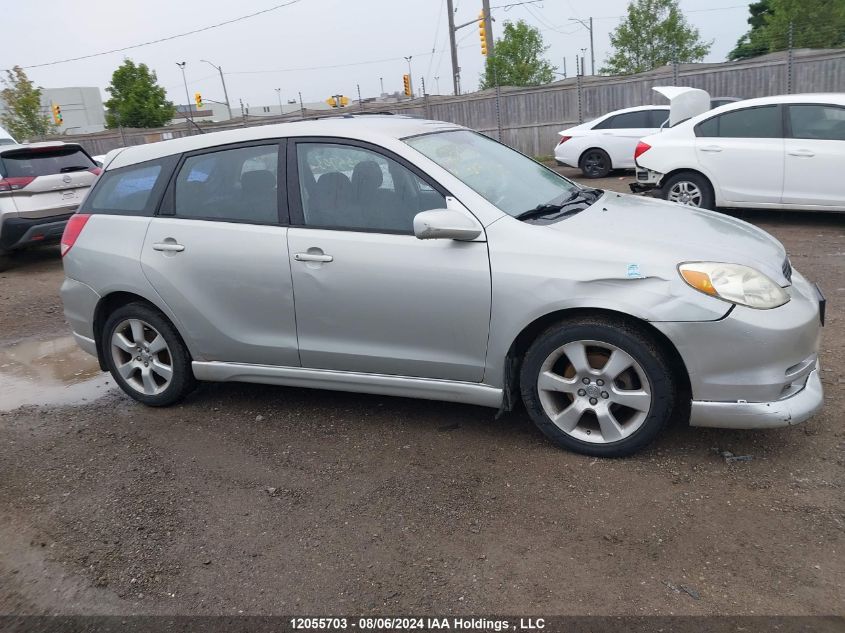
296, 143, 446, 233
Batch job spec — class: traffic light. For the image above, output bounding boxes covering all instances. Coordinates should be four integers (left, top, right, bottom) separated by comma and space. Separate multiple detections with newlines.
194, 92, 203, 109
479, 11, 488, 55
325, 95, 350, 108
402, 74, 411, 97
51, 103, 63, 125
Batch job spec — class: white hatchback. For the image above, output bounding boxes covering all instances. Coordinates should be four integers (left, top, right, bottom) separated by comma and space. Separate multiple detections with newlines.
633, 93, 845, 211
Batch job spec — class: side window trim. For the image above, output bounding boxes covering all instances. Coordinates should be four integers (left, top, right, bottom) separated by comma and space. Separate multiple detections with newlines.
286, 136, 452, 232
81, 154, 178, 217
157, 139, 289, 226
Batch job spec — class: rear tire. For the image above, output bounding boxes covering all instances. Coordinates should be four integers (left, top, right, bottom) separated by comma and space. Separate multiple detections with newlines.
662, 172, 715, 210
579, 149, 612, 178
520, 317, 675, 457
102, 302, 196, 407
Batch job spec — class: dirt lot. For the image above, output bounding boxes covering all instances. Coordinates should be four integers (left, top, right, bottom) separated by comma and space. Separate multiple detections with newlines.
1, 171, 843, 617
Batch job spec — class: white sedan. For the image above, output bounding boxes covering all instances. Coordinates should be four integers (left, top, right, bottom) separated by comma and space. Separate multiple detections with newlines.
554, 105, 670, 178
634, 93, 845, 211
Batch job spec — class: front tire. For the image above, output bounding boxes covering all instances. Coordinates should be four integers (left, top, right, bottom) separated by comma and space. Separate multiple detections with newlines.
662, 172, 715, 210
102, 302, 196, 406
520, 317, 675, 457
579, 149, 612, 178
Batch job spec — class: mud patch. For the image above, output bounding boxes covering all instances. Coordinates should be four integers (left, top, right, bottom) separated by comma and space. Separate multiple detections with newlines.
0, 336, 113, 411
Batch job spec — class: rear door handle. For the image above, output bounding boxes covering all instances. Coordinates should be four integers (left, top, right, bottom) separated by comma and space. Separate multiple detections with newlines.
788, 149, 815, 157
152, 242, 185, 252
700, 145, 723, 152
294, 252, 333, 263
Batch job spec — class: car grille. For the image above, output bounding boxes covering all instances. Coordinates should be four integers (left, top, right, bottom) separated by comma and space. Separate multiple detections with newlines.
782, 257, 792, 283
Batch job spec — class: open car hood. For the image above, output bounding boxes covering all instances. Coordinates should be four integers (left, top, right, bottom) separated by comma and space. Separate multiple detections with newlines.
653, 86, 711, 127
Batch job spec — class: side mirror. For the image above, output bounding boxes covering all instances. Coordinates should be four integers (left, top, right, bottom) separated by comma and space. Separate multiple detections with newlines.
413, 209, 482, 241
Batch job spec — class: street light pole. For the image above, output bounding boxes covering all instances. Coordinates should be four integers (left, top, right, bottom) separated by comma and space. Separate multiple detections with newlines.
379, 77, 384, 96
434, 76, 440, 94
404, 55, 414, 98
176, 62, 193, 134
275, 88, 283, 115
200, 59, 232, 120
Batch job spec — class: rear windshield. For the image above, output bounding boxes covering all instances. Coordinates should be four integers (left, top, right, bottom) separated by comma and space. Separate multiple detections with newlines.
0, 147, 94, 178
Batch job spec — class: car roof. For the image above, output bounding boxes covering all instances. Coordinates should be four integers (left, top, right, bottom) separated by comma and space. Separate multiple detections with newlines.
108, 115, 464, 170
693, 93, 845, 121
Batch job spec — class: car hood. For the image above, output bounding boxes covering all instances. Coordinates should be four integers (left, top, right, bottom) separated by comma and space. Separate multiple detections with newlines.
545, 192, 788, 284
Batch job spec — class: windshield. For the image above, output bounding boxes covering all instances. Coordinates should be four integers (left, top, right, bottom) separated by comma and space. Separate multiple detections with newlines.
405, 130, 580, 217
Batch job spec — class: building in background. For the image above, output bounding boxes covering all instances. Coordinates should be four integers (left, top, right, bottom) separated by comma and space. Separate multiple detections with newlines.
0, 87, 106, 135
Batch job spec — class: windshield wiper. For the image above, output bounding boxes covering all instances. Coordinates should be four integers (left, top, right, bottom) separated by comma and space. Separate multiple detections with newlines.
515, 190, 592, 221
60, 165, 90, 173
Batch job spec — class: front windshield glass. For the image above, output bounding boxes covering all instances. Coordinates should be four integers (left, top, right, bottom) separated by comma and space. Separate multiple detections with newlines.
405, 130, 580, 217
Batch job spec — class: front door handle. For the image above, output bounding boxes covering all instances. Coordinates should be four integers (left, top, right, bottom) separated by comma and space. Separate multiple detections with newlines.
294, 252, 333, 263
700, 145, 723, 152
152, 241, 185, 252
788, 149, 815, 158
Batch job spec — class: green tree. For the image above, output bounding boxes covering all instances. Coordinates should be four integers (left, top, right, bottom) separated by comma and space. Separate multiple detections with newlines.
1, 66, 55, 141
480, 20, 556, 89
728, 0, 774, 60
104, 60, 175, 129
730, 0, 845, 60
601, 0, 711, 75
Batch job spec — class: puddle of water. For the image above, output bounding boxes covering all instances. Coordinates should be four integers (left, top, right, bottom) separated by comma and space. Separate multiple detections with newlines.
0, 335, 115, 411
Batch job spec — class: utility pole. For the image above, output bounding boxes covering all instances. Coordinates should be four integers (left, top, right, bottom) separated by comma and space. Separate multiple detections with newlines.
482, 0, 494, 58
176, 61, 193, 135
569, 17, 595, 75
357, 83, 363, 111
434, 76, 440, 94
298, 91, 305, 118
563, 58, 567, 79
446, 0, 460, 95
200, 59, 232, 120
275, 88, 283, 115
379, 77, 384, 96
404, 56, 414, 98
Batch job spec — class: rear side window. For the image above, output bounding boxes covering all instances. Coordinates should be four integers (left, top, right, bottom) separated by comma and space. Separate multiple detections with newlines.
173, 144, 279, 224
0, 146, 94, 178
593, 110, 652, 130
648, 109, 669, 128
83, 157, 174, 216
788, 104, 845, 141
696, 106, 782, 138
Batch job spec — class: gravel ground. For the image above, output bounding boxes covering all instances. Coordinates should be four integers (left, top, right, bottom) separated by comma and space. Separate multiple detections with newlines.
0, 172, 843, 616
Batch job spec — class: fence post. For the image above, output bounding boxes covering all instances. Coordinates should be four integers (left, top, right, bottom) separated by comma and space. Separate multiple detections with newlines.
576, 61, 583, 124
787, 21, 794, 94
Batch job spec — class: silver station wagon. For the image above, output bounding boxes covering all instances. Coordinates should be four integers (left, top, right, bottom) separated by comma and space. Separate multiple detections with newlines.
60, 116, 824, 457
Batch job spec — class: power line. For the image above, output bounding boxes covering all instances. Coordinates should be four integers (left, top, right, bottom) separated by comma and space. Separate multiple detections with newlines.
15, 0, 306, 70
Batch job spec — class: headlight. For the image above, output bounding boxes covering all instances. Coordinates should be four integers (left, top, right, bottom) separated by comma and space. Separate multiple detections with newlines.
678, 262, 789, 309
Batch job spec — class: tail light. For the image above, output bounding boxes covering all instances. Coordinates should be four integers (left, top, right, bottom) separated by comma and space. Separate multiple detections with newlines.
557, 136, 572, 146
0, 176, 35, 192
88, 166, 102, 176
60, 213, 91, 257
634, 141, 651, 160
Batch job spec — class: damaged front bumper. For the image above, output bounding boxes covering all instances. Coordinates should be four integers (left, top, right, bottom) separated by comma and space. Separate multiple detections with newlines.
689, 363, 823, 429
629, 168, 663, 196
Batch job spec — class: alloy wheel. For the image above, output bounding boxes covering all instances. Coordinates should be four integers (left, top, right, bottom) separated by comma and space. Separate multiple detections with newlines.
667, 180, 703, 207
110, 319, 174, 396
583, 151, 608, 177
536, 340, 653, 444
